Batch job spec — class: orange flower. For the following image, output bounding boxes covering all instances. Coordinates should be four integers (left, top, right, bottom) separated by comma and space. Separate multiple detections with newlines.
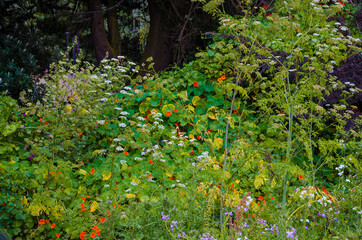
233, 109, 237, 113
174, 109, 178, 113
90, 168, 95, 174
107, 210, 111, 217
273, 18, 277, 22
90, 232, 96, 238
51, 223, 55, 229
221, 75, 226, 80
271, 197, 276, 201
193, 82, 199, 87
298, 174, 303, 179
46, 219, 50, 223
39, 219, 45, 225
217, 78, 223, 83
297, 29, 301, 33
92, 226, 99, 231
170, 178, 173, 180
258, 196, 264, 201
87, 195, 90, 198
144, 85, 149, 89
166, 111, 171, 117
98, 218, 106, 223
148, 160, 153, 165
80, 203, 85, 207
124, 151, 129, 155
56, 233, 61, 238
78, 132, 83, 136
81, 207, 85, 212
159, 102, 162, 106
80, 236, 85, 240
96, 230, 101, 236
39, 118, 43, 122
114, 184, 119, 190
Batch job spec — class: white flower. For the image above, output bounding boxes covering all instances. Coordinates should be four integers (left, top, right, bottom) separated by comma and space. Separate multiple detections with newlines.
313, 33, 320, 36
338, 171, 344, 176
120, 160, 127, 165
100, 73, 108, 77
104, 66, 111, 69
114, 138, 121, 142
120, 116, 127, 120
116, 146, 124, 151
120, 111, 129, 115
153, 121, 159, 125
335, 22, 341, 26
330, 60, 336, 64
312, 39, 318, 42
104, 184, 110, 187
129, 61, 136, 65
104, 80, 112, 84
346, 179, 351, 182
100, 98, 108, 102
158, 125, 165, 130
99, 150, 107, 155
125, 188, 131, 192
134, 157, 142, 161
115, 107, 123, 110
131, 182, 138, 186
124, 86, 132, 90
119, 68, 127, 72
119, 123, 127, 127
297, 33, 302, 37
120, 90, 127, 94
105, 92, 112, 95
118, 55, 125, 59
340, 26, 347, 31
137, 116, 145, 121
160, 159, 166, 162
97, 120, 105, 124
289, 69, 297, 72
101, 59, 109, 63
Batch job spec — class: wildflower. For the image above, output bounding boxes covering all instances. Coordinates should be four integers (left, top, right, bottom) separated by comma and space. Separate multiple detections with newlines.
116, 146, 124, 151
298, 174, 303, 179
174, 109, 178, 113
90, 168, 95, 174
56, 233, 60, 238
148, 160, 153, 164
80, 203, 85, 207
92, 226, 99, 231
39, 219, 45, 225
271, 197, 275, 201
81, 207, 85, 212
51, 223, 55, 229
124, 151, 129, 155
107, 210, 111, 216
193, 82, 199, 87
297, 29, 301, 33
217, 78, 223, 83
46, 219, 50, 223
258, 196, 264, 201
166, 111, 171, 117
96, 230, 101, 236
78, 132, 83, 136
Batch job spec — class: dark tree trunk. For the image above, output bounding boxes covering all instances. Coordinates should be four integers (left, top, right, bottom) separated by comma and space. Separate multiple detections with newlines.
106, 0, 122, 57
89, 0, 122, 63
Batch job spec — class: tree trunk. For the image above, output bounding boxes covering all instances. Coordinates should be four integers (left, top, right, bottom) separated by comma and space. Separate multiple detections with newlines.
142, 0, 188, 71
106, 0, 122, 57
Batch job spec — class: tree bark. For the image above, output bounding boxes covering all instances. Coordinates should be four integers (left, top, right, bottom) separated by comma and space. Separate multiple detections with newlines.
106, 0, 122, 57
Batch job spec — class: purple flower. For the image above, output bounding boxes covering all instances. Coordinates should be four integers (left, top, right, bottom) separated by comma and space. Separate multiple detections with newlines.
244, 207, 248, 212
286, 230, 295, 238
161, 213, 169, 220
305, 226, 308, 229
29, 154, 34, 160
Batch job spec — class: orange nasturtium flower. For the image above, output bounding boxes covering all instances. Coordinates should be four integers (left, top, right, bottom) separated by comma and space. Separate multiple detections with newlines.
90, 232, 96, 238
78, 132, 83, 136
56, 233, 61, 238
174, 109, 178, 113
258, 196, 264, 201
144, 85, 149, 89
92, 226, 99, 231
39, 219, 45, 225
80, 203, 85, 207
46, 219, 50, 223
96, 230, 101, 236
107, 210, 111, 217
298, 174, 303, 179
90, 168, 95, 174
148, 160, 153, 165
271, 197, 276, 201
51, 223, 55, 229
193, 82, 199, 87
166, 111, 171, 117
81, 207, 85, 212
124, 151, 129, 155
297, 29, 301, 33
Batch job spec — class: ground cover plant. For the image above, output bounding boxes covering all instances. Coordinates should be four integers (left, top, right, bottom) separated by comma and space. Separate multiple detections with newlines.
0, 0, 361, 239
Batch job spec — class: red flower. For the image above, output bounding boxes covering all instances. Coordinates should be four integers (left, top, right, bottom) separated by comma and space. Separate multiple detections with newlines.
170, 178, 173, 180
166, 111, 171, 117
271, 197, 276, 201
338, 0, 345, 5
298, 174, 303, 180
96, 230, 101, 236
124, 151, 129, 155
147, 110, 151, 115
148, 160, 153, 165
280, 110, 284, 113
81, 207, 85, 212
174, 109, 178, 113
297, 29, 301, 33
51, 223, 55, 229
92, 226, 99, 231
258, 196, 264, 201
144, 85, 149, 89
80, 236, 85, 240
56, 233, 61, 238
322, 186, 327, 191
39, 219, 45, 225
90, 232, 96, 238
78, 132, 83, 136
80, 203, 85, 207
159, 102, 162, 106
193, 82, 199, 87
233, 109, 237, 113
90, 168, 95, 174
230, 183, 234, 189
45, 219, 50, 223
107, 210, 111, 217
98, 218, 106, 223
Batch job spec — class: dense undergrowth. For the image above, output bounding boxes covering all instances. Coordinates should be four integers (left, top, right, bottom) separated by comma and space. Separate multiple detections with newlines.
1, 0, 361, 239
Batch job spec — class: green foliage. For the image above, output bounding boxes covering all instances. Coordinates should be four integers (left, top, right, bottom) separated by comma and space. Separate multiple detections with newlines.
1, 0, 361, 239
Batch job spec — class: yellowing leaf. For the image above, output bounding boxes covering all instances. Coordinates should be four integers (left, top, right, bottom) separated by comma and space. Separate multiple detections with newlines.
91, 150, 99, 155
188, 105, 195, 113
20, 196, 28, 206
178, 91, 188, 101
79, 169, 88, 175
162, 104, 175, 115
212, 138, 223, 150
192, 96, 201, 106
254, 173, 268, 189
139, 195, 150, 202
90, 201, 98, 212
189, 134, 194, 139
81, 108, 87, 114
65, 104, 73, 112
102, 170, 112, 181
126, 193, 136, 199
